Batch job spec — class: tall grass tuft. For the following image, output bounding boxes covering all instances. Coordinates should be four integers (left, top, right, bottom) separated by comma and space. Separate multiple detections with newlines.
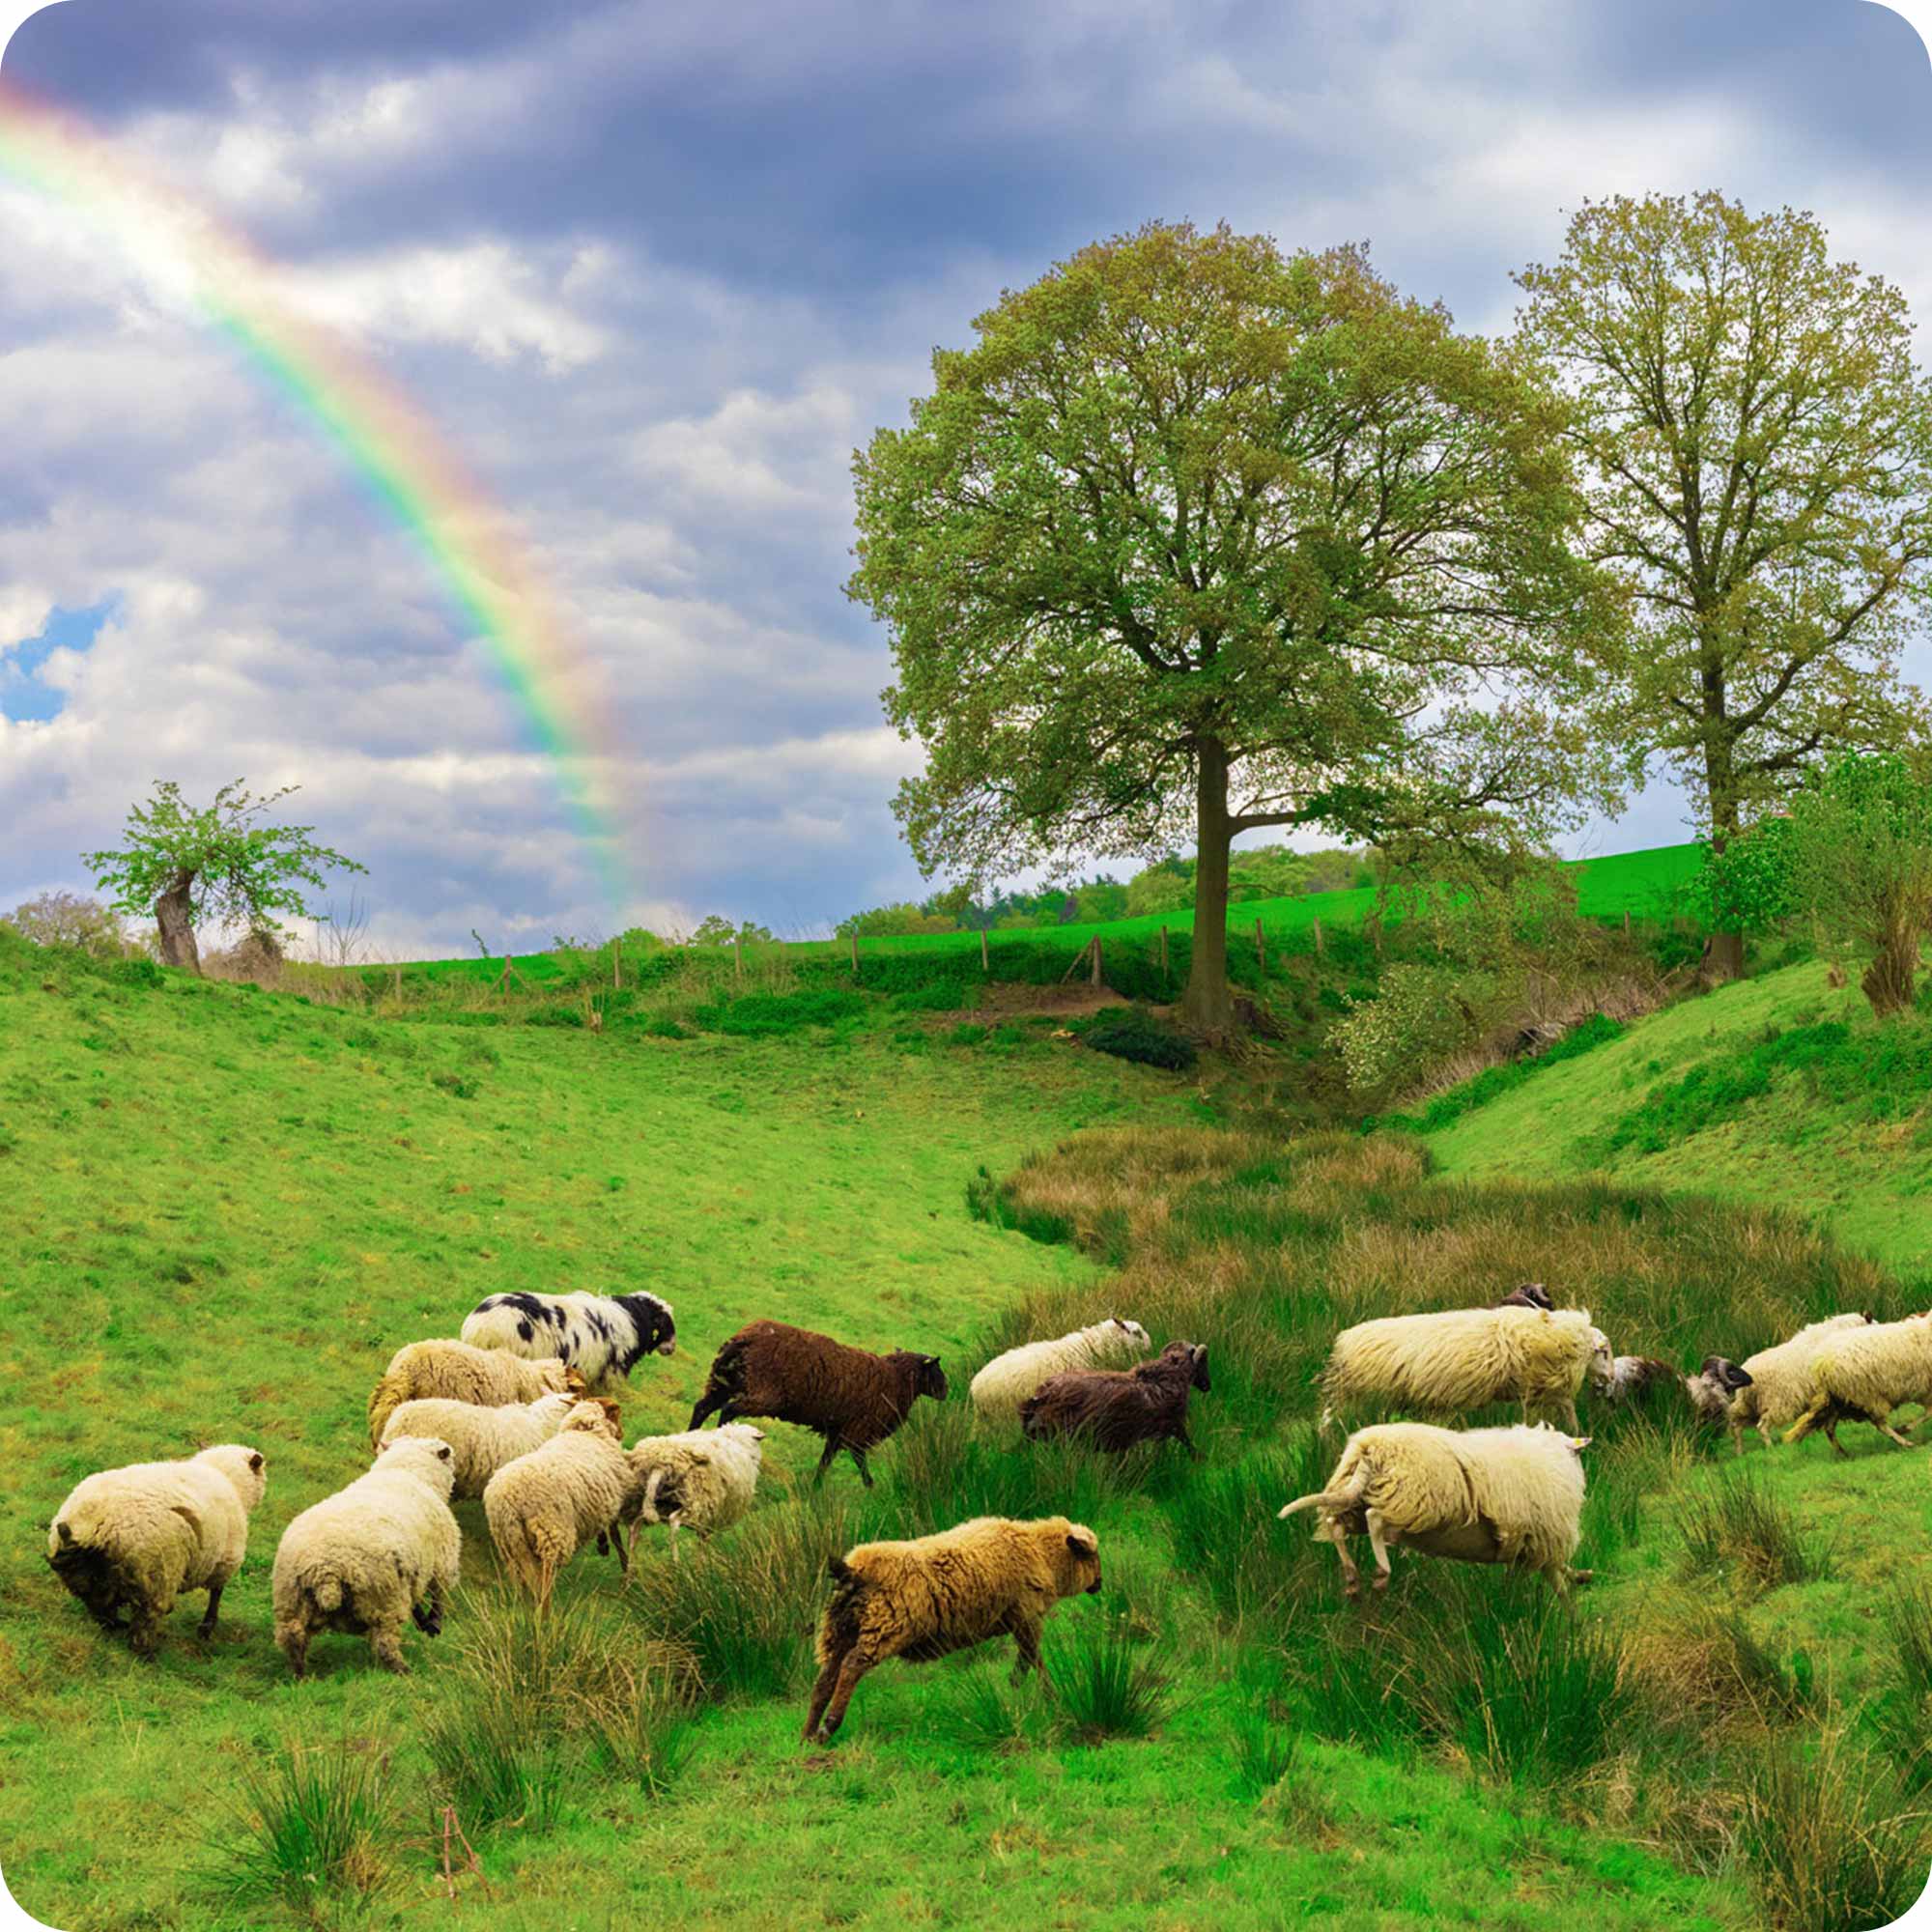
213, 1736, 396, 1912
1736, 1732, 1930, 1932
1677, 1465, 1829, 1594
1164, 1437, 1329, 1630
930, 1664, 1058, 1753
1873, 1579, 1932, 1792
1045, 1606, 1174, 1743
1230, 1705, 1302, 1800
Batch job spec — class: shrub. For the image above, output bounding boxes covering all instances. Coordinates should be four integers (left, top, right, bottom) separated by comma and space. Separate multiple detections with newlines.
890, 978, 972, 1012
695, 989, 867, 1037
947, 1022, 989, 1046
1082, 1008, 1197, 1071
1044, 1606, 1173, 1742
213, 1737, 396, 1911
1, 890, 128, 957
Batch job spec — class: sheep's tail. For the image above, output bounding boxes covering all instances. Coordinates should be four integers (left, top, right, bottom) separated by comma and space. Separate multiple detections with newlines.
1277, 1468, 1369, 1520
367, 1369, 411, 1446
47, 1520, 128, 1598
816, 1555, 867, 1664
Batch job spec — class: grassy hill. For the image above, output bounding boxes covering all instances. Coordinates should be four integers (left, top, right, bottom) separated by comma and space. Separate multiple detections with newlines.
7, 917, 1928, 1932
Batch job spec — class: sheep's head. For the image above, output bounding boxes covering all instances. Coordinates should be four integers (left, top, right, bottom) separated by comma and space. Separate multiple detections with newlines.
1497, 1282, 1554, 1312
1109, 1317, 1151, 1344
1587, 1327, 1614, 1388
618, 1292, 677, 1357
913, 1355, 949, 1403
1702, 1356, 1753, 1394
1059, 1521, 1102, 1597
200, 1443, 268, 1510
376, 1436, 457, 1499
562, 1400, 624, 1441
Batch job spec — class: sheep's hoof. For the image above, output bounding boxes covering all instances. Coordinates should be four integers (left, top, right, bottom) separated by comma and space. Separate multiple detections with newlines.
1371, 1573, 1390, 1592
1569, 1569, 1594, 1587
1343, 1580, 1360, 1601
413, 1605, 442, 1636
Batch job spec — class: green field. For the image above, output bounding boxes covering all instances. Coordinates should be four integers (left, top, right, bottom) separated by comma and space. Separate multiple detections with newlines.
6, 909, 1931, 1932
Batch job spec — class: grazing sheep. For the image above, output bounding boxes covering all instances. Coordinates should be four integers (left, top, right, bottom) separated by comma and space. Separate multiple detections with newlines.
1726, 1313, 1875, 1452
1684, 1356, 1754, 1427
1280, 1421, 1590, 1597
46, 1444, 267, 1657
1318, 1305, 1605, 1433
483, 1400, 632, 1600
378, 1391, 579, 1500
1018, 1341, 1211, 1454
688, 1321, 948, 1488
366, 1339, 584, 1446
624, 1422, 766, 1553
460, 1290, 676, 1392
272, 1437, 460, 1677
803, 1515, 1102, 1745
1593, 1355, 1680, 1404
1495, 1283, 1555, 1312
969, 1318, 1152, 1422
1783, 1315, 1932, 1454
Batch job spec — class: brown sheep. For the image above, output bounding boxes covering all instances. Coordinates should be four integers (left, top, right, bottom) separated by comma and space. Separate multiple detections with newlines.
366, 1340, 586, 1447
803, 1515, 1102, 1745
688, 1321, 948, 1487
1019, 1341, 1210, 1454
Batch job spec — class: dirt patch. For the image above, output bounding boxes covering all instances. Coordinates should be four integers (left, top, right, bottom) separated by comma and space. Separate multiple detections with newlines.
971, 981, 1168, 1020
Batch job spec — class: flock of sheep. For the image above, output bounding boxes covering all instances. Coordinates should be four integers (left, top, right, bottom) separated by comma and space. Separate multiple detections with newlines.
43, 1274, 1932, 1743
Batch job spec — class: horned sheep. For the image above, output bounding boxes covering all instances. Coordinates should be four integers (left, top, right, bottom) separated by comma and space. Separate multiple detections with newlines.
46, 1444, 268, 1657
483, 1400, 632, 1599
624, 1421, 765, 1553
1726, 1313, 1875, 1452
803, 1515, 1102, 1745
1783, 1314, 1932, 1454
689, 1320, 948, 1488
271, 1436, 461, 1677
969, 1319, 1151, 1422
461, 1290, 676, 1392
1280, 1421, 1590, 1597
378, 1391, 580, 1500
1019, 1341, 1211, 1454
1318, 1305, 1607, 1433
366, 1339, 585, 1447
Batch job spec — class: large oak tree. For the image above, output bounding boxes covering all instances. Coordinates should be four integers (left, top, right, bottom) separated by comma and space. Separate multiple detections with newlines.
849, 223, 1616, 1033
1516, 192, 1932, 980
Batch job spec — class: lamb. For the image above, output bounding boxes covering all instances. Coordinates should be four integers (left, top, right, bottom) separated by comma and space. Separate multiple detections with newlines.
460, 1290, 676, 1392
969, 1318, 1152, 1422
1725, 1313, 1875, 1452
271, 1437, 461, 1676
377, 1391, 579, 1500
1495, 1283, 1555, 1312
624, 1422, 766, 1554
1684, 1356, 1754, 1427
1317, 1305, 1606, 1433
803, 1515, 1102, 1745
688, 1321, 948, 1488
1782, 1315, 1932, 1454
483, 1400, 633, 1600
1279, 1421, 1590, 1597
366, 1339, 585, 1446
1593, 1355, 1681, 1404
1018, 1341, 1211, 1454
46, 1444, 267, 1657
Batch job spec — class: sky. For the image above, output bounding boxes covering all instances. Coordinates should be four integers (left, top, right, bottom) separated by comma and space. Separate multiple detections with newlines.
1, 0, 1930, 956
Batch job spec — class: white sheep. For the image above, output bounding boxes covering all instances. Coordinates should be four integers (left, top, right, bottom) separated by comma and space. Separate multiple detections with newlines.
1319, 1306, 1607, 1433
378, 1391, 579, 1500
483, 1400, 632, 1600
46, 1444, 267, 1657
1726, 1313, 1874, 1452
1783, 1314, 1932, 1454
1280, 1421, 1590, 1596
271, 1437, 462, 1676
624, 1422, 766, 1554
969, 1318, 1151, 1421
461, 1291, 676, 1392
366, 1338, 585, 1446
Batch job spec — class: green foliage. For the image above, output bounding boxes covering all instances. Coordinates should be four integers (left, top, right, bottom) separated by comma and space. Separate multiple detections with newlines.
1043, 1608, 1174, 1743
1334, 962, 1491, 1094
836, 900, 959, 938
687, 915, 776, 946
694, 988, 867, 1036
1675, 1465, 1830, 1594
1688, 818, 1798, 934
212, 1737, 396, 1911
83, 780, 364, 934
1081, 1008, 1198, 1071
1, 890, 128, 957
1369, 1013, 1627, 1133
889, 977, 972, 1012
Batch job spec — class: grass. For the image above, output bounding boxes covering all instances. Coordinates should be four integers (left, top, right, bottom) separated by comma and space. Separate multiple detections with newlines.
212, 1736, 398, 1913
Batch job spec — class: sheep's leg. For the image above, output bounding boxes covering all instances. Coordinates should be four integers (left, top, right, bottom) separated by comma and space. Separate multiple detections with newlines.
1878, 1409, 1918, 1450
813, 1649, 875, 1744
1562, 1397, 1580, 1434
1173, 1423, 1199, 1460
810, 1435, 841, 1488
1011, 1620, 1043, 1682
848, 1446, 874, 1489
688, 1385, 725, 1430
276, 1623, 309, 1679
127, 1604, 165, 1661
1825, 1415, 1851, 1458
413, 1579, 445, 1636
1364, 1509, 1395, 1593
197, 1581, 225, 1640
1321, 1517, 1361, 1599
612, 1522, 631, 1577
370, 1624, 410, 1675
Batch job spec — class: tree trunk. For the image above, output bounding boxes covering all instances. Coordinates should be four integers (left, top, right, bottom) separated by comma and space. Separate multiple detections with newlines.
1861, 915, 1918, 1018
154, 871, 200, 975
1180, 739, 1235, 1038
1700, 671, 1745, 984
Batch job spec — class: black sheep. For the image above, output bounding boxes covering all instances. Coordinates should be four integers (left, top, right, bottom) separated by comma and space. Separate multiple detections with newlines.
1018, 1341, 1210, 1454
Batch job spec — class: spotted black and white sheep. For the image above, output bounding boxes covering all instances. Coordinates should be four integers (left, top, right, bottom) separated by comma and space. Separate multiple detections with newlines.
461, 1290, 676, 1393
688, 1320, 948, 1488
803, 1516, 1102, 1745
47, 1444, 268, 1657
1018, 1341, 1210, 1454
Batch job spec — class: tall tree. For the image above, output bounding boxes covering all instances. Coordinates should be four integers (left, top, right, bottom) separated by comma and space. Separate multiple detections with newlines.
849, 223, 1615, 1035
1516, 192, 1932, 980
84, 781, 364, 975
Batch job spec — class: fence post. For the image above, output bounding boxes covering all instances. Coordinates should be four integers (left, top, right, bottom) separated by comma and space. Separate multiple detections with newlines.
1159, 924, 1169, 980
498, 956, 512, 995
980, 926, 990, 973
1254, 917, 1266, 974
613, 944, 622, 990
849, 931, 859, 978
1312, 916, 1324, 960
1623, 909, 1632, 937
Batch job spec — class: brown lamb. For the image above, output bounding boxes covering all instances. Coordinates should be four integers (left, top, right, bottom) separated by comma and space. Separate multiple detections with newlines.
688, 1320, 948, 1487
1019, 1340, 1210, 1454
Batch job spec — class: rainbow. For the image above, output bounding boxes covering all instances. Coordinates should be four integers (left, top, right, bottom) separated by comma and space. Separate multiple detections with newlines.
0, 72, 632, 910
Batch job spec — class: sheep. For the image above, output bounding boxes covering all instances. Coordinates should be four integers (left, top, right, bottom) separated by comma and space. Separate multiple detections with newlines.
1783, 1315, 1932, 1455
271, 1437, 461, 1677
969, 1318, 1152, 1422
624, 1421, 765, 1554
460, 1290, 676, 1392
46, 1444, 267, 1657
802, 1515, 1102, 1745
1684, 1356, 1754, 1427
1726, 1313, 1875, 1452
377, 1391, 580, 1500
366, 1339, 585, 1446
483, 1399, 632, 1600
1593, 1355, 1681, 1404
1495, 1283, 1555, 1312
1018, 1341, 1211, 1454
688, 1321, 948, 1488
1317, 1305, 1605, 1434
1279, 1421, 1590, 1597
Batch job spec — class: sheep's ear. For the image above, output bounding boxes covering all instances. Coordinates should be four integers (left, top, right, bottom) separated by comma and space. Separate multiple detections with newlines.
1569, 1435, 1592, 1452
437, 1444, 453, 1461
1066, 1530, 1097, 1558
248, 1452, 264, 1472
